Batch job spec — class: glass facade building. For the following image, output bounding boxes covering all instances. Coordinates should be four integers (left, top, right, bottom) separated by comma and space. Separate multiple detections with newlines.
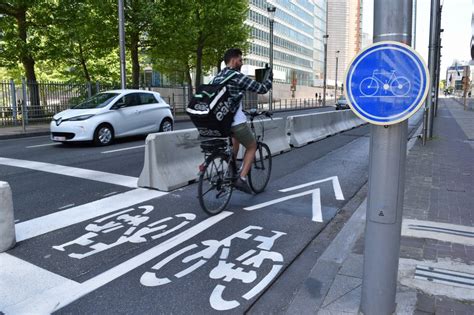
245, 0, 327, 86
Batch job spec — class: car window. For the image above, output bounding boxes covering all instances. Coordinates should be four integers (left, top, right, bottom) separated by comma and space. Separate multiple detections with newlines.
139, 93, 159, 105
121, 93, 141, 107
73, 93, 119, 109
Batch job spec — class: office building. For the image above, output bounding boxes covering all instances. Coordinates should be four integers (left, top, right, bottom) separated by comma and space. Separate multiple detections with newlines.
326, 0, 363, 84
245, 0, 327, 88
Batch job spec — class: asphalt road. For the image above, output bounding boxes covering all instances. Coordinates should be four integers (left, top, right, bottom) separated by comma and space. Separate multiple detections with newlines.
0, 107, 423, 314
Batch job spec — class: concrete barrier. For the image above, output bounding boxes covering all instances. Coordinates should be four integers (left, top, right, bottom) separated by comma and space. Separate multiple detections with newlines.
0, 181, 16, 252
138, 128, 202, 191
255, 117, 291, 155
287, 110, 365, 147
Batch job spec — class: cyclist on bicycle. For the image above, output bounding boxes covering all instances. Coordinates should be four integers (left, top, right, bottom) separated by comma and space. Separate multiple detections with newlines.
212, 48, 273, 194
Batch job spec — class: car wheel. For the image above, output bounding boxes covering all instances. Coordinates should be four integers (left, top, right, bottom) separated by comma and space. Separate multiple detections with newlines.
93, 124, 114, 146
159, 118, 173, 132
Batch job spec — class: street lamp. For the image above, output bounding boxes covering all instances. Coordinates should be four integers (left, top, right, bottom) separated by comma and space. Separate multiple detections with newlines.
335, 50, 340, 103
323, 35, 329, 106
118, 0, 126, 89
267, 4, 276, 111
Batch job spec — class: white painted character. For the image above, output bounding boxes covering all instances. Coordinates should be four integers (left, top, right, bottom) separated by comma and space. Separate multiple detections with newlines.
52, 206, 195, 259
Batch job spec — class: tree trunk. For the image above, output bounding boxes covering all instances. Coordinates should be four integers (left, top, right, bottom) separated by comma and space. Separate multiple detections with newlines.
17, 8, 41, 117
195, 42, 204, 88
130, 32, 140, 89
78, 42, 91, 82
185, 64, 193, 101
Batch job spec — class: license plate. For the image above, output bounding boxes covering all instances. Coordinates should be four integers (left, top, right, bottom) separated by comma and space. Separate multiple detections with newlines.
53, 136, 66, 141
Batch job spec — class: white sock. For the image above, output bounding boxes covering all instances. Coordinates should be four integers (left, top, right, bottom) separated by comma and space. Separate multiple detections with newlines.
240, 176, 246, 181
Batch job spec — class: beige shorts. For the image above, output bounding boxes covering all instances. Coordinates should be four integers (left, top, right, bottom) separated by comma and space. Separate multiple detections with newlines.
231, 123, 256, 148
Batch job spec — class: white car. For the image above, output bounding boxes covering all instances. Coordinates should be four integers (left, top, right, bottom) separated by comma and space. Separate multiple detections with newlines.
50, 90, 174, 145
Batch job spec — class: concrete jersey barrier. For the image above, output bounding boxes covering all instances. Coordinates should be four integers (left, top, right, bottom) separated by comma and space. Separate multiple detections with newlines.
138, 128, 202, 191
287, 110, 365, 147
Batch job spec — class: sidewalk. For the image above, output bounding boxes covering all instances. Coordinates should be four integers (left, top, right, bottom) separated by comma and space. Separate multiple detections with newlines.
288, 98, 474, 314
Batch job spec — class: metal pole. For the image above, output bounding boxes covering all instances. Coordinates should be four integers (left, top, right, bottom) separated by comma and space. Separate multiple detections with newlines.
413, 0, 417, 49
118, 0, 126, 89
424, 0, 440, 141
21, 78, 27, 132
433, 6, 443, 117
323, 35, 328, 106
335, 53, 339, 103
269, 19, 274, 111
360, 1, 412, 314
10, 80, 17, 126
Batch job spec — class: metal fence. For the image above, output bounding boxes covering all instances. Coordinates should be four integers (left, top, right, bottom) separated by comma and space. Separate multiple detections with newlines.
0, 80, 325, 127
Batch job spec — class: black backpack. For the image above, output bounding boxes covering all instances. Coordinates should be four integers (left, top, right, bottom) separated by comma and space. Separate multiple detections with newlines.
186, 72, 239, 137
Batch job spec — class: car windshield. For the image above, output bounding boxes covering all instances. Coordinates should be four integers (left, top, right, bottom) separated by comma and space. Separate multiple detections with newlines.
73, 93, 119, 109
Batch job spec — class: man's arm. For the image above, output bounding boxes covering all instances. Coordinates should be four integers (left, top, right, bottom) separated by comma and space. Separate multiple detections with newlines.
235, 73, 272, 94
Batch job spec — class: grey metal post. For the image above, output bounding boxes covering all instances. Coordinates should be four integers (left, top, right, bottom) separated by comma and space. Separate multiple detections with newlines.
267, 6, 276, 111
360, 1, 412, 314
335, 51, 340, 103
10, 80, 17, 126
0, 182, 16, 252
87, 82, 92, 98
118, 0, 126, 89
424, 0, 440, 141
21, 78, 28, 132
433, 6, 443, 117
323, 35, 329, 106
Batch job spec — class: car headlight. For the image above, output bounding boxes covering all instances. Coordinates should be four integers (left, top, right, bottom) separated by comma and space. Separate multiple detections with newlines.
68, 114, 95, 121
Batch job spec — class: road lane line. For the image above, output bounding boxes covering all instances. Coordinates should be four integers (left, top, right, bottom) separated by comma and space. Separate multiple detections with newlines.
57, 203, 75, 210
279, 176, 345, 200
26, 143, 59, 148
16, 188, 167, 242
0, 253, 80, 309
101, 145, 145, 154
6, 211, 233, 314
0, 157, 138, 188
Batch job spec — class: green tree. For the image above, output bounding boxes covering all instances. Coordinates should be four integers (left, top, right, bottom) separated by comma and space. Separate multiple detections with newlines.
42, 0, 120, 83
0, 0, 50, 111
149, 0, 249, 95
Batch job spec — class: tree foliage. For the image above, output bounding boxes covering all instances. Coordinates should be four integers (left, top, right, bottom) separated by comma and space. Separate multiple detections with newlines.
149, 0, 250, 90
0, 0, 250, 89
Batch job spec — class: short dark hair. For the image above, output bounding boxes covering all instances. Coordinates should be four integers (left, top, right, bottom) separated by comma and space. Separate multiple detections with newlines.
224, 48, 243, 65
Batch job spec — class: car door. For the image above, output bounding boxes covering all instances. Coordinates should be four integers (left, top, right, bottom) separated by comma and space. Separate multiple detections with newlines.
112, 93, 144, 136
137, 92, 161, 132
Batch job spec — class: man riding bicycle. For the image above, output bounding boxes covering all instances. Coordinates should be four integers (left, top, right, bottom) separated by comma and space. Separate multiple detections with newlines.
212, 48, 273, 194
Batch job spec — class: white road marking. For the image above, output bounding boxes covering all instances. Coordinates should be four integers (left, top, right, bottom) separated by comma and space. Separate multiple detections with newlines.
101, 145, 145, 154
26, 143, 59, 148
0, 157, 138, 188
402, 219, 474, 246
0, 253, 79, 309
58, 203, 75, 210
5, 211, 233, 314
279, 176, 345, 200
16, 188, 167, 242
244, 188, 323, 222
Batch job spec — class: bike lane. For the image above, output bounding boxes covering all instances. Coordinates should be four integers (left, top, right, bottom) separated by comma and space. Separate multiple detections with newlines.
2, 134, 371, 314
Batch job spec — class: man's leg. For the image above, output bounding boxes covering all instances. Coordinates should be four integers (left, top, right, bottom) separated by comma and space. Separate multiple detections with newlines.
240, 140, 257, 178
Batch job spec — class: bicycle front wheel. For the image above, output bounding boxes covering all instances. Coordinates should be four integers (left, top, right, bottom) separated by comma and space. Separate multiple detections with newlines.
198, 153, 233, 215
248, 142, 272, 193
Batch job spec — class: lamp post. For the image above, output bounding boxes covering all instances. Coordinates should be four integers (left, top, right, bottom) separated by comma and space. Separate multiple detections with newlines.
118, 0, 126, 89
323, 35, 329, 106
335, 50, 340, 103
267, 4, 276, 111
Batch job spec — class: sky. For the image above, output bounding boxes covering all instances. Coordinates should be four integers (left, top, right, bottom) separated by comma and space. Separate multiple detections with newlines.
362, 0, 472, 80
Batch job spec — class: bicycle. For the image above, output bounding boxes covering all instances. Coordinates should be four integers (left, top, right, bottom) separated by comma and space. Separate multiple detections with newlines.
197, 109, 273, 215
359, 70, 411, 97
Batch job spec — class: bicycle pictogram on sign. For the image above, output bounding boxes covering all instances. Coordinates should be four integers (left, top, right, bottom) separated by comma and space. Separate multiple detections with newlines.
359, 70, 411, 97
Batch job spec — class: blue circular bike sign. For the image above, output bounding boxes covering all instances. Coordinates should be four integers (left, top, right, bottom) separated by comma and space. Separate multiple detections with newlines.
344, 41, 429, 125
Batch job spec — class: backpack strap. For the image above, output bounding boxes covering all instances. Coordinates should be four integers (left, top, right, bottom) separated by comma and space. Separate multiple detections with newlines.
211, 70, 238, 85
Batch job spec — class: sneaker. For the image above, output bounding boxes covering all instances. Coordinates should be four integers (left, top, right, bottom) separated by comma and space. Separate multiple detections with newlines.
234, 177, 253, 194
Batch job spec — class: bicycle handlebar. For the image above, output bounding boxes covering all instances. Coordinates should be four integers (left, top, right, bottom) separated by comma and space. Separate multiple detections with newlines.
243, 109, 273, 119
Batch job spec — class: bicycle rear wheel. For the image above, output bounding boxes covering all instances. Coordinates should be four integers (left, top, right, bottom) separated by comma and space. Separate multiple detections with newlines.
198, 153, 233, 215
248, 142, 272, 193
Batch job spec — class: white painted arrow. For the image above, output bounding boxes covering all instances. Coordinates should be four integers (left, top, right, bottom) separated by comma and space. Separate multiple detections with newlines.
279, 175, 344, 200
244, 176, 344, 222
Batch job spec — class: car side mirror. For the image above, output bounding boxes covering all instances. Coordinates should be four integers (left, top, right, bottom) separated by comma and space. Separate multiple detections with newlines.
112, 101, 126, 110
